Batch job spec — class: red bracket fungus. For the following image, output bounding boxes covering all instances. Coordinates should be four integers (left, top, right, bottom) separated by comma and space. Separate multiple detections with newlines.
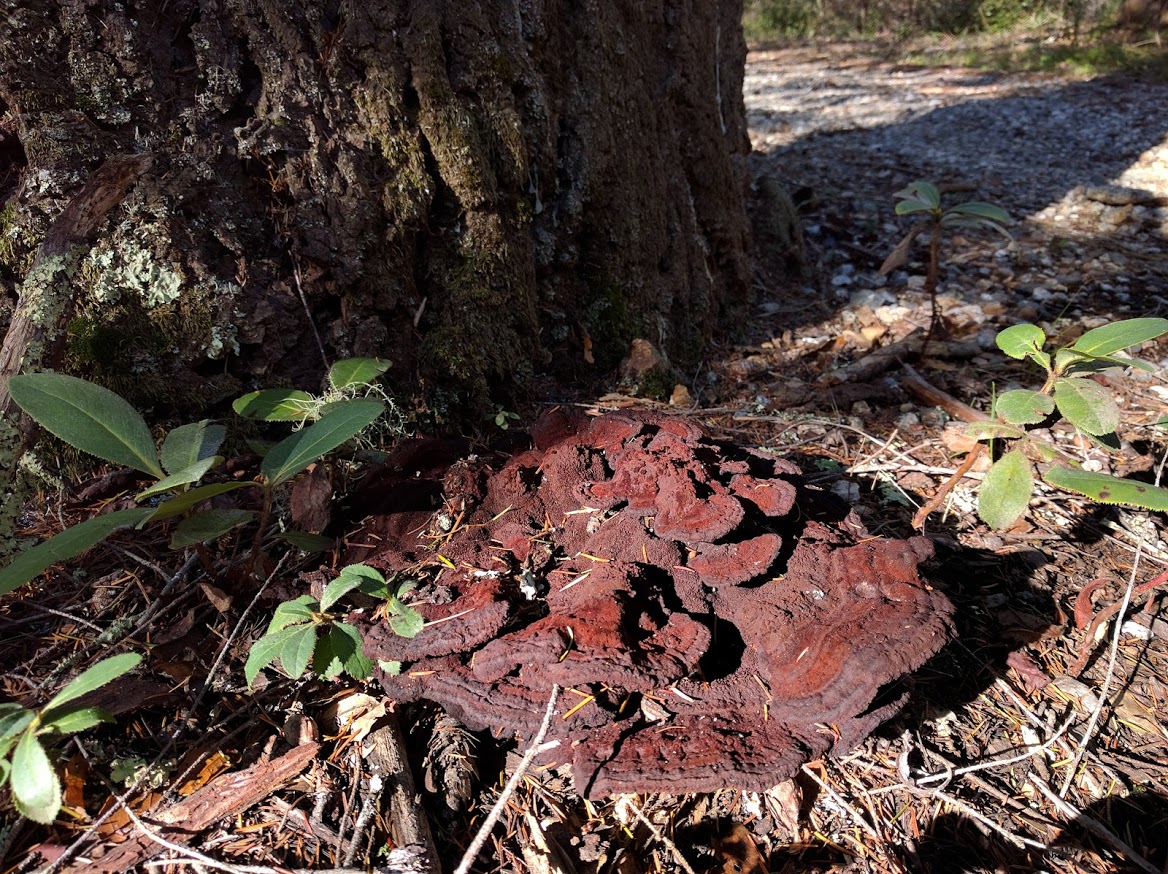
351, 411, 953, 797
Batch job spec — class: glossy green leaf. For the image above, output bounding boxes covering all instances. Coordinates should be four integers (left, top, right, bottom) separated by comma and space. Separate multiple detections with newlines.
978, 449, 1033, 530
946, 201, 1009, 223
45, 653, 142, 712
245, 626, 300, 688
11, 731, 60, 823
261, 399, 384, 487
996, 324, 1046, 361
147, 482, 256, 522
136, 456, 221, 500
232, 389, 315, 422
0, 508, 154, 597
169, 509, 255, 549
1042, 466, 1168, 511
1057, 348, 1158, 376
161, 420, 226, 475
8, 373, 162, 477
314, 623, 372, 680
387, 596, 424, 639
894, 181, 940, 209
995, 390, 1054, 426
281, 531, 335, 553
328, 357, 391, 391
278, 624, 317, 681
321, 564, 387, 612
1071, 318, 1168, 358
1053, 377, 1120, 436
268, 595, 317, 633
39, 706, 111, 736
0, 705, 33, 743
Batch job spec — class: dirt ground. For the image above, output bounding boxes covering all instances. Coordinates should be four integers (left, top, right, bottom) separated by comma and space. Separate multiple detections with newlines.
4, 42, 1168, 874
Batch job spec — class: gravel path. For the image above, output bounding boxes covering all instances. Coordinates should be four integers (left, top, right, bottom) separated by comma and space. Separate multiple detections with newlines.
745, 45, 1168, 321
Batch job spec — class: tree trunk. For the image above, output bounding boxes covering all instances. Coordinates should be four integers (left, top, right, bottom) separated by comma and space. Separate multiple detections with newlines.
0, 1, 750, 423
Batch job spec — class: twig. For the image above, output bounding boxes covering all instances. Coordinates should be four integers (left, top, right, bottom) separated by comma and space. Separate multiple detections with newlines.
900, 362, 988, 423
800, 763, 883, 842
912, 442, 982, 530
621, 798, 698, 874
291, 257, 329, 370
1060, 542, 1142, 796
453, 685, 561, 874
1029, 775, 1160, 874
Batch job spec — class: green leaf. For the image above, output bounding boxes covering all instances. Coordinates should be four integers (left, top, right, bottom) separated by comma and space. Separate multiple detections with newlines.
328, 357, 391, 391
147, 481, 256, 522
161, 420, 226, 475
387, 597, 424, 639
45, 653, 142, 712
0, 705, 34, 744
278, 624, 318, 681
321, 564, 386, 612
945, 201, 1010, 223
136, 456, 222, 500
996, 324, 1046, 361
939, 216, 1013, 239
8, 373, 163, 477
316, 623, 373, 680
1042, 466, 1168, 510
261, 399, 384, 487
11, 731, 61, 824
1053, 377, 1120, 436
281, 531, 335, 553
964, 421, 1025, 441
169, 509, 256, 548
1071, 318, 1168, 358
1057, 348, 1158, 376
895, 198, 938, 216
38, 706, 112, 736
894, 181, 940, 209
378, 660, 403, 676
0, 507, 154, 597
232, 389, 316, 421
994, 389, 1054, 426
268, 595, 318, 633
245, 626, 300, 688
978, 449, 1034, 530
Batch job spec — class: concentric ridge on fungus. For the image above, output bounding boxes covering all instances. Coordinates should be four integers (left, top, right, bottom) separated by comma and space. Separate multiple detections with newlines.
349, 410, 953, 797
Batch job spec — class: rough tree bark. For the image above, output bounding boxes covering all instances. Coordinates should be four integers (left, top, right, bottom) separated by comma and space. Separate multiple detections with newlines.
0, 1, 751, 425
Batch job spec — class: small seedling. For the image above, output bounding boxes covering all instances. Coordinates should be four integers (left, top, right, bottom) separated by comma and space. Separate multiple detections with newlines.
245, 564, 422, 687
493, 408, 520, 430
884, 181, 1011, 351
0, 653, 140, 823
959, 318, 1168, 529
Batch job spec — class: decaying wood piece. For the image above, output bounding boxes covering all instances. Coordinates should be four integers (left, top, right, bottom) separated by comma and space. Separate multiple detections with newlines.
67, 741, 317, 873
363, 714, 440, 874
0, 154, 152, 556
900, 361, 988, 424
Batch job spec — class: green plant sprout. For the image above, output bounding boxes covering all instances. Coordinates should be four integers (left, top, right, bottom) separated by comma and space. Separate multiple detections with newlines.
966, 318, 1168, 529
244, 564, 422, 687
493, 407, 520, 430
883, 181, 1011, 350
0, 653, 140, 823
1, 358, 395, 596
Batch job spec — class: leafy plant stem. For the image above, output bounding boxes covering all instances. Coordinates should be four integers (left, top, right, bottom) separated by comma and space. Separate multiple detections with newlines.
922, 225, 942, 354
251, 488, 273, 577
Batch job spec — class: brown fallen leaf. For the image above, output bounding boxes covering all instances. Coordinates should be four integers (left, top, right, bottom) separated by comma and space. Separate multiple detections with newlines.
291, 462, 332, 534
713, 823, 768, 874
